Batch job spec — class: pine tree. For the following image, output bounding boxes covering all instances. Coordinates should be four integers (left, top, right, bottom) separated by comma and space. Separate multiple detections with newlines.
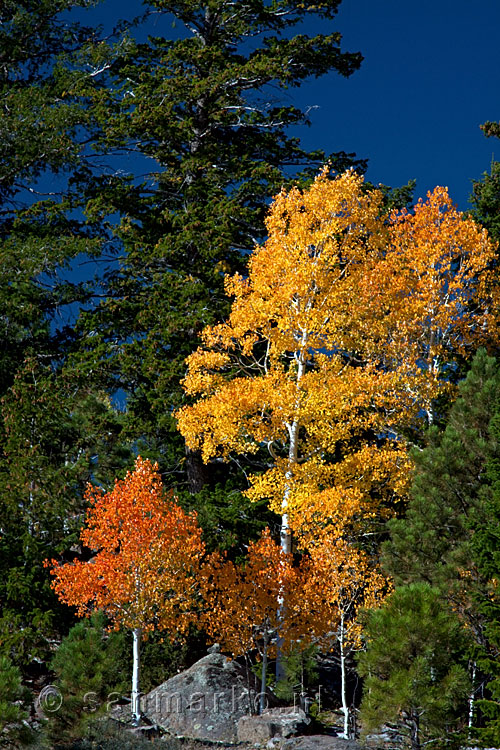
46, 612, 127, 747
0, 1, 137, 669
382, 349, 500, 739
358, 584, 471, 750
0, 656, 28, 735
0, 0, 106, 388
0, 360, 131, 669
470, 161, 500, 244
72, 0, 366, 492
468, 409, 500, 744
481, 120, 500, 139
469, 113, 500, 244
382, 348, 500, 641
1, 0, 96, 205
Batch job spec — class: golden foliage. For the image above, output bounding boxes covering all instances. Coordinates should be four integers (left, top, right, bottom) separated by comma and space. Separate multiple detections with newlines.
176, 169, 499, 536
299, 535, 391, 652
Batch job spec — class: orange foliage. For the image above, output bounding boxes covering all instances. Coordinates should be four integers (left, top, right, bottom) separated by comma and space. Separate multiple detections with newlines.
200, 529, 306, 659
200, 528, 388, 664
47, 457, 205, 636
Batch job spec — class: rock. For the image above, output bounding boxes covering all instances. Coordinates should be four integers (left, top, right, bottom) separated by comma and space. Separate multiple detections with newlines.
363, 728, 404, 747
282, 737, 360, 750
237, 707, 310, 743
142, 650, 257, 742
238, 714, 281, 744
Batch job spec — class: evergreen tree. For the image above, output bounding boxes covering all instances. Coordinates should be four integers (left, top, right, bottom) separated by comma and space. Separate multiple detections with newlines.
382, 349, 500, 740
47, 612, 127, 747
73, 0, 366, 493
358, 584, 471, 750
0, 360, 131, 668
0, 0, 106, 384
470, 160, 500, 244
0, 1, 136, 670
0, 655, 31, 747
469, 114, 500, 244
468, 409, 500, 745
382, 348, 500, 644
1, 0, 97, 206
481, 120, 500, 140
0, 656, 27, 729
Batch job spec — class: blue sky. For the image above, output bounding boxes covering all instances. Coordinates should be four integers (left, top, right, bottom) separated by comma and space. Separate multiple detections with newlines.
306, 0, 500, 209
79, 0, 500, 210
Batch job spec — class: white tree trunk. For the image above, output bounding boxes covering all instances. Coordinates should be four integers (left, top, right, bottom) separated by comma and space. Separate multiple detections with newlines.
277, 384, 302, 679
339, 612, 349, 738
259, 630, 269, 715
276, 513, 288, 682
468, 661, 477, 731
277, 335, 307, 680
132, 627, 142, 724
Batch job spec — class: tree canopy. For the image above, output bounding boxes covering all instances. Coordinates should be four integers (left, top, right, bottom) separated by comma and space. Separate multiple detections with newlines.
177, 170, 499, 552
48, 457, 205, 722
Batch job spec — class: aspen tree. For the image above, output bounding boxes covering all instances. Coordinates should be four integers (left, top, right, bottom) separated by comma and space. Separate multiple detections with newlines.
177, 170, 499, 543
48, 458, 205, 723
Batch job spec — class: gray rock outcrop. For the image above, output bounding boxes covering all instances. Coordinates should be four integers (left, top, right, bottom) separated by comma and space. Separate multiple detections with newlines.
282, 737, 360, 750
141, 650, 256, 742
237, 707, 311, 743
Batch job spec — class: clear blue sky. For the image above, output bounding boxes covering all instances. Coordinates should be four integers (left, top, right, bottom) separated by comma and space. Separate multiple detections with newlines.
82, 0, 500, 210
301, 0, 500, 209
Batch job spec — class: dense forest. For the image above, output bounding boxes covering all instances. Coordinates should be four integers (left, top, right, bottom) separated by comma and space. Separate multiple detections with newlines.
2, 1, 500, 749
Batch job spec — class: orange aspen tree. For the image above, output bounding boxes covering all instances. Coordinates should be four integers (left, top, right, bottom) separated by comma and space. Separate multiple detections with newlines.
176, 169, 498, 546
200, 529, 306, 713
300, 537, 389, 738
47, 457, 205, 723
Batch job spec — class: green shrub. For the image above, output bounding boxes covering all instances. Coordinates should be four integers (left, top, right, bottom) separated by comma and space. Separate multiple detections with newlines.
0, 655, 33, 747
46, 613, 127, 748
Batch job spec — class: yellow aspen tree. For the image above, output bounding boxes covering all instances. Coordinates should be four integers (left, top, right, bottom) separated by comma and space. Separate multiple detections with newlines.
176, 169, 498, 683
176, 169, 499, 548
358, 185, 500, 425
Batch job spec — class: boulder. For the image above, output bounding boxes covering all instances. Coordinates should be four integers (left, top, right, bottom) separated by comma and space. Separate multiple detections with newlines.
141, 649, 256, 742
282, 737, 360, 750
237, 708, 310, 743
